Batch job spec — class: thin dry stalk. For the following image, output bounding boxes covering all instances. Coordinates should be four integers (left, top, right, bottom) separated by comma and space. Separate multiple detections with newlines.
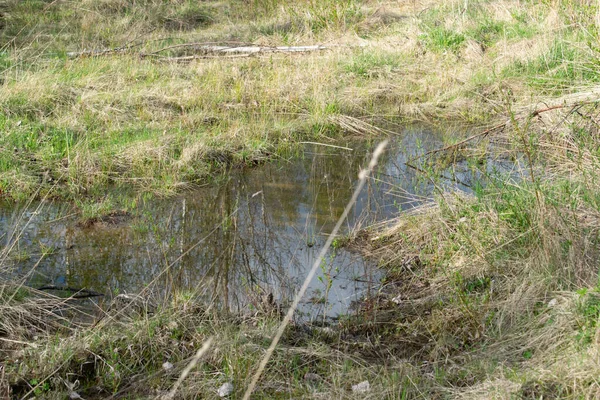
242, 140, 388, 400
164, 337, 214, 400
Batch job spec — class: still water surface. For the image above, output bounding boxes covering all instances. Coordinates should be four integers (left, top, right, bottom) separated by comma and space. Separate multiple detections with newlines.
0, 126, 517, 320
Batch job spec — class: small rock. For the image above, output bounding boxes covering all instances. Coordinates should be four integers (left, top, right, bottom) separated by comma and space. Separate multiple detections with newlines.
304, 373, 321, 382
352, 380, 370, 393
69, 392, 83, 400
162, 361, 174, 371
548, 298, 558, 307
218, 382, 234, 397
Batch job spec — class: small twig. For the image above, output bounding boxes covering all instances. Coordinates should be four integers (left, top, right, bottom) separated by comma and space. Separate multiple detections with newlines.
66, 47, 129, 58
530, 104, 569, 117
65, 30, 155, 58
242, 141, 388, 400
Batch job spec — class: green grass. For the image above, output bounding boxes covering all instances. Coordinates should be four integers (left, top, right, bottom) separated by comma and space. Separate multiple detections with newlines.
502, 40, 600, 92
344, 50, 403, 79
421, 26, 466, 53
2, 0, 595, 202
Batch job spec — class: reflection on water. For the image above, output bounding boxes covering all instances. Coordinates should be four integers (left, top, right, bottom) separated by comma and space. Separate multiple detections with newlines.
0, 126, 519, 320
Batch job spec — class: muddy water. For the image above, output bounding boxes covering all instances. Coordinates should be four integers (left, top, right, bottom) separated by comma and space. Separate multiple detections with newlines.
0, 126, 517, 320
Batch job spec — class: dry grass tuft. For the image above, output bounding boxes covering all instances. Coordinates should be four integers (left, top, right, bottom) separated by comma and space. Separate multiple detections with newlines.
3, 0, 600, 397
349, 99, 600, 396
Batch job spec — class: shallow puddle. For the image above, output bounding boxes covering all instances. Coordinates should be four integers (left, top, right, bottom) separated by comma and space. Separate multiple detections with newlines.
0, 126, 519, 321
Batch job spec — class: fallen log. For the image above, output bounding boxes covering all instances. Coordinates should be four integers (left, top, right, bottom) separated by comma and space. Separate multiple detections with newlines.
66, 48, 130, 58
185, 44, 327, 54
67, 43, 329, 59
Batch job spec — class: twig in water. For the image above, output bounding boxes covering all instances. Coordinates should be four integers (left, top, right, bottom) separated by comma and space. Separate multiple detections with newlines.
406, 122, 506, 165
37, 285, 104, 298
242, 141, 388, 400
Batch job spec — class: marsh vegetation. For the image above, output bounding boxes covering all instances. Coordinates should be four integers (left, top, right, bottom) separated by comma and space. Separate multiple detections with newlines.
3, 0, 600, 398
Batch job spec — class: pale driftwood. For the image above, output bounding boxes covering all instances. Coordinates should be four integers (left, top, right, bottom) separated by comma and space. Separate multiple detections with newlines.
67, 44, 328, 59
155, 54, 252, 62
187, 44, 328, 54
151, 45, 329, 62
147, 45, 329, 61
142, 41, 259, 56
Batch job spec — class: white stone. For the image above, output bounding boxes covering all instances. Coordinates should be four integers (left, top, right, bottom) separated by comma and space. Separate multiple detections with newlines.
548, 298, 558, 307
162, 361, 174, 371
218, 382, 234, 397
352, 380, 370, 393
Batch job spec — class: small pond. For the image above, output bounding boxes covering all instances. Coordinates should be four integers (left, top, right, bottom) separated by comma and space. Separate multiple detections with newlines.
0, 125, 518, 321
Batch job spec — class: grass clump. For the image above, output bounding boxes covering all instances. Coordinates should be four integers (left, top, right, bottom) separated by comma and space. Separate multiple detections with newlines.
348, 101, 600, 397
1, 288, 428, 398
503, 40, 600, 92
421, 26, 466, 53
344, 50, 402, 79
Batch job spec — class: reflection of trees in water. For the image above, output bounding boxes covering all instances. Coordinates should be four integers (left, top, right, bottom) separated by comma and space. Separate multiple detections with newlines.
2, 136, 461, 316
171, 145, 375, 312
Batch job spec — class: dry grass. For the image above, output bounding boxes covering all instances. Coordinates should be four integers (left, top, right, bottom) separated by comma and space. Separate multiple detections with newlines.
3, 0, 600, 398
2, 0, 599, 202
350, 99, 600, 397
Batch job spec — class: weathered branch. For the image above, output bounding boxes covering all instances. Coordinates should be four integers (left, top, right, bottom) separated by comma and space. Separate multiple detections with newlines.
155, 54, 252, 62
66, 48, 131, 58
37, 285, 104, 298
142, 41, 259, 56
67, 43, 329, 59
